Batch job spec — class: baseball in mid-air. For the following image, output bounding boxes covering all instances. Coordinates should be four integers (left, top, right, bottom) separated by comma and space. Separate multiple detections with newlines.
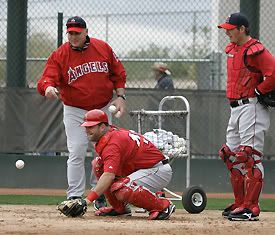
15, 160, 25, 169
108, 105, 117, 113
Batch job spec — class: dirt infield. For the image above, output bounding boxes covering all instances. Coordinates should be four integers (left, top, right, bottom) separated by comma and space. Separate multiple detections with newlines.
1, 205, 275, 235
1, 188, 275, 234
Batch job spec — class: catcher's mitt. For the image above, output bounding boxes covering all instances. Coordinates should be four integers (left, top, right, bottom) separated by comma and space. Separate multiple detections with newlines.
255, 89, 275, 108
57, 198, 87, 217
262, 90, 275, 107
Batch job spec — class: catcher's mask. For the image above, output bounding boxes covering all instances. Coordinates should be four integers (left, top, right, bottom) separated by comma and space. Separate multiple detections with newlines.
81, 109, 109, 127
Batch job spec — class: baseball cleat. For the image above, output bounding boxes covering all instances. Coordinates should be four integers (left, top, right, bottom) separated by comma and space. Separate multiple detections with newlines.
228, 208, 259, 221
149, 202, 176, 220
95, 205, 132, 216
222, 203, 239, 218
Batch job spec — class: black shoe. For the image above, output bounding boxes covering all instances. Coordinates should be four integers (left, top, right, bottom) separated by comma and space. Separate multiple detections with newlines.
93, 194, 108, 210
95, 204, 132, 216
154, 203, 176, 220
222, 204, 235, 218
68, 196, 82, 200
228, 208, 259, 221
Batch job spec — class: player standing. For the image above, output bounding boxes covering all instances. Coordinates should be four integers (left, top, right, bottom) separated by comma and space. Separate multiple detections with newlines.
58, 109, 175, 220
218, 13, 275, 221
37, 16, 127, 208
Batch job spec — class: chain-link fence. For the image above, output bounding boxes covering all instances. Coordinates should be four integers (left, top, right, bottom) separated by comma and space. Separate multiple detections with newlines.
0, 0, 275, 157
0, 0, 217, 89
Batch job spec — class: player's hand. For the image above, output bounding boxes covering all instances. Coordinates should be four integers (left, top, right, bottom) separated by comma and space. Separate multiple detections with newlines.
255, 88, 268, 108
111, 97, 126, 117
45, 86, 59, 100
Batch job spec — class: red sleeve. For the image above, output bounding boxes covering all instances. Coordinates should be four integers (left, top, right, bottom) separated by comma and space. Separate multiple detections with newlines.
101, 143, 121, 175
36, 50, 62, 96
249, 50, 275, 94
106, 44, 126, 89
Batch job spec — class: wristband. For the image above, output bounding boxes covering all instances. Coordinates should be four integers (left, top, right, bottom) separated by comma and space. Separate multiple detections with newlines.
117, 94, 126, 100
87, 191, 99, 202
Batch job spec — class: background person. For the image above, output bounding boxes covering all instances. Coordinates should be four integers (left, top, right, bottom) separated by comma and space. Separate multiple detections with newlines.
37, 16, 127, 209
152, 62, 174, 90
218, 12, 275, 221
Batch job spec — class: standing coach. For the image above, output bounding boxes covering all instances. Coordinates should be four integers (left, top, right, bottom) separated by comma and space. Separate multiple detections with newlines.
37, 16, 127, 207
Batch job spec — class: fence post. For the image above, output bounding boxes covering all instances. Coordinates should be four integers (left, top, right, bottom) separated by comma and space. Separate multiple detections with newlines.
6, 0, 28, 87
57, 12, 63, 48
240, 0, 260, 39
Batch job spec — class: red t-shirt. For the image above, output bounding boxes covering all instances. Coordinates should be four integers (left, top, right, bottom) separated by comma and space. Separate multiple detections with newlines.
37, 37, 126, 110
95, 126, 166, 177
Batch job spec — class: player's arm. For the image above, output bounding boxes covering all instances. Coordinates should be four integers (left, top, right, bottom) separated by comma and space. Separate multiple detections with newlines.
85, 172, 116, 204
253, 51, 275, 94
37, 51, 60, 99
106, 43, 126, 89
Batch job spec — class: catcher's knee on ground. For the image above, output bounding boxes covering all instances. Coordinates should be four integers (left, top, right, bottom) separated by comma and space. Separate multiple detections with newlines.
110, 177, 170, 213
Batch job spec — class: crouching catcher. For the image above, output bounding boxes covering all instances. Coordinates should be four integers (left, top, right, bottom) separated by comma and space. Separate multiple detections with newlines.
58, 109, 175, 220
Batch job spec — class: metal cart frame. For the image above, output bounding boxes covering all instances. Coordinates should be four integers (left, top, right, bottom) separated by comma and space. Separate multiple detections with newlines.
129, 96, 190, 201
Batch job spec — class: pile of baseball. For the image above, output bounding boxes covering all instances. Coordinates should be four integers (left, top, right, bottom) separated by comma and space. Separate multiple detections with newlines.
143, 129, 187, 157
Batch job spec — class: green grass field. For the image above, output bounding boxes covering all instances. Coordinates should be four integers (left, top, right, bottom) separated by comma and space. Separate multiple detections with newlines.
0, 195, 274, 212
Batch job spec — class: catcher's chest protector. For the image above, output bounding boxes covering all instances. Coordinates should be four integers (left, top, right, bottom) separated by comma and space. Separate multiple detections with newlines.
225, 40, 263, 100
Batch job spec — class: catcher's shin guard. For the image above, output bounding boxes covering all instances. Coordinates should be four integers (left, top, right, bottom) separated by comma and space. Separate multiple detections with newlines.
243, 168, 263, 216
222, 169, 244, 217
231, 146, 263, 216
110, 177, 170, 214
230, 168, 245, 207
103, 189, 128, 213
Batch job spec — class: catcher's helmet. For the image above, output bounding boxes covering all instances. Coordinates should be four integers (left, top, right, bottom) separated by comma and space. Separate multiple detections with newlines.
81, 109, 108, 127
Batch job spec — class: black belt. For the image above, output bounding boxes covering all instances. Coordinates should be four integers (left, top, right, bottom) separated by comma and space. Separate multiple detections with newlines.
230, 98, 250, 108
162, 159, 169, 165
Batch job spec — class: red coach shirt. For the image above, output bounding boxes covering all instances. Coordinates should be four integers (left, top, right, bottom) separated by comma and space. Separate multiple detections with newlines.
95, 126, 166, 177
37, 37, 126, 110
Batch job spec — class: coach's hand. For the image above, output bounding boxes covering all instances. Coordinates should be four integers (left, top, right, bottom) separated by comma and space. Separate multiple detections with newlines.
111, 96, 126, 117
45, 86, 59, 100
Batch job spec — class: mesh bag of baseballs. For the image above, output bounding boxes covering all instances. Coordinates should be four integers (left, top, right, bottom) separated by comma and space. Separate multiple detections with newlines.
143, 129, 187, 157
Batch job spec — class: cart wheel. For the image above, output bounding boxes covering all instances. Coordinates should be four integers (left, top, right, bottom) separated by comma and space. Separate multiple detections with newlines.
182, 186, 207, 213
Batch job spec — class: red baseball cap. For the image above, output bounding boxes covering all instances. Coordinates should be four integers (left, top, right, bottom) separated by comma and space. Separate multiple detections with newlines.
81, 109, 109, 127
66, 16, 87, 33
218, 13, 249, 30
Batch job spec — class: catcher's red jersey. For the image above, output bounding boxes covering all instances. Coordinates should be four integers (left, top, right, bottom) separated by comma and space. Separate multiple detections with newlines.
95, 126, 166, 176
225, 38, 275, 99
37, 37, 126, 110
